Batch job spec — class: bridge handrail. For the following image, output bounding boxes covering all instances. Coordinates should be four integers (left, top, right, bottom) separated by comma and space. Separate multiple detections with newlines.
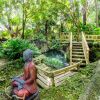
70, 32, 72, 65
82, 32, 89, 64
85, 35, 100, 41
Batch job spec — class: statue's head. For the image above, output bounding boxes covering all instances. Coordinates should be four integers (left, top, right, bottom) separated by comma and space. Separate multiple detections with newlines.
23, 49, 33, 62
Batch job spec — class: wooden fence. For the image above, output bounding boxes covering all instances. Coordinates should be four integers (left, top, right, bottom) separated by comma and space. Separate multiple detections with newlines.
48, 33, 100, 43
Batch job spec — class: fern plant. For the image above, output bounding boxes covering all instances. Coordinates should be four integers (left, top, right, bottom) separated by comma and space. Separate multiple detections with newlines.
2, 38, 41, 60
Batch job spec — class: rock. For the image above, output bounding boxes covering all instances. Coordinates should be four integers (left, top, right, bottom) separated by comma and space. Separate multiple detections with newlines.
79, 61, 100, 100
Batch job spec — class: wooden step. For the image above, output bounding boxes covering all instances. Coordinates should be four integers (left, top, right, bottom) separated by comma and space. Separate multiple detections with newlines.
73, 46, 82, 49
72, 49, 83, 51
72, 62, 86, 66
72, 55, 85, 58
73, 42, 82, 44
80, 63, 86, 65
72, 58, 85, 61
73, 44, 82, 46
73, 43, 82, 45
72, 52, 84, 55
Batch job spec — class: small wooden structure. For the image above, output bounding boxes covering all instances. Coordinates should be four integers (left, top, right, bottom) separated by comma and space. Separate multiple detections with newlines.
36, 62, 81, 89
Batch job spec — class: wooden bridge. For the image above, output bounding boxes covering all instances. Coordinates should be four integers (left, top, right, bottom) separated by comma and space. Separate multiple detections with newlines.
49, 33, 100, 66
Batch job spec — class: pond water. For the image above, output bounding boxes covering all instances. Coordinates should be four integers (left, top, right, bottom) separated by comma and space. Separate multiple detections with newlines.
43, 49, 69, 69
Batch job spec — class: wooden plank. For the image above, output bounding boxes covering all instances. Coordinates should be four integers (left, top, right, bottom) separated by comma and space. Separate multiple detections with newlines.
54, 71, 72, 81
55, 72, 76, 87
37, 71, 50, 80
37, 73, 53, 86
53, 62, 81, 76
36, 66, 53, 77
54, 72, 75, 84
37, 79, 50, 89
55, 80, 64, 87
37, 74, 49, 85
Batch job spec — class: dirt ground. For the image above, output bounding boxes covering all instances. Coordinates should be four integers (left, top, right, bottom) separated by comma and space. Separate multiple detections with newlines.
0, 59, 8, 68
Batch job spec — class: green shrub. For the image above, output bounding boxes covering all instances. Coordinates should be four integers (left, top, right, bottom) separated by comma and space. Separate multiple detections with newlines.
0, 51, 4, 58
50, 36, 61, 50
70, 23, 97, 35
0, 45, 4, 58
44, 57, 64, 69
34, 33, 46, 42
94, 27, 100, 35
81, 24, 96, 34
2, 38, 41, 60
89, 42, 100, 62
24, 29, 33, 39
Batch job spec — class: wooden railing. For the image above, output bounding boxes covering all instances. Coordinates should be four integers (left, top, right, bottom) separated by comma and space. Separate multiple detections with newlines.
85, 35, 100, 42
70, 32, 72, 65
59, 33, 69, 43
82, 32, 89, 64
48, 33, 100, 43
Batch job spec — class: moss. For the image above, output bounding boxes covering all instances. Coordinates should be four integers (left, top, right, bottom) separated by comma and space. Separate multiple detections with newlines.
79, 61, 100, 100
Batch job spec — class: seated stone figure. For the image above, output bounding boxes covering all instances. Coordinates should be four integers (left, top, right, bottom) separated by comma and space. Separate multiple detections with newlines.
12, 49, 38, 99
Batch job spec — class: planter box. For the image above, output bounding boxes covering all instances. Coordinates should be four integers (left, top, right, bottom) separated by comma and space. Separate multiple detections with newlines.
36, 62, 81, 89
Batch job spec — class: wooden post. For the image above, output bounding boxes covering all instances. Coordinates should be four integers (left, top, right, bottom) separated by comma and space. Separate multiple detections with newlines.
70, 32, 72, 65
51, 73, 55, 87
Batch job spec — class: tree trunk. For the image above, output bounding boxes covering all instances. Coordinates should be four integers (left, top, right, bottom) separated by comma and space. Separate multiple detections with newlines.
83, 11, 86, 25
83, 0, 87, 25
61, 23, 63, 32
22, 0, 25, 39
45, 20, 48, 40
95, 0, 99, 27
